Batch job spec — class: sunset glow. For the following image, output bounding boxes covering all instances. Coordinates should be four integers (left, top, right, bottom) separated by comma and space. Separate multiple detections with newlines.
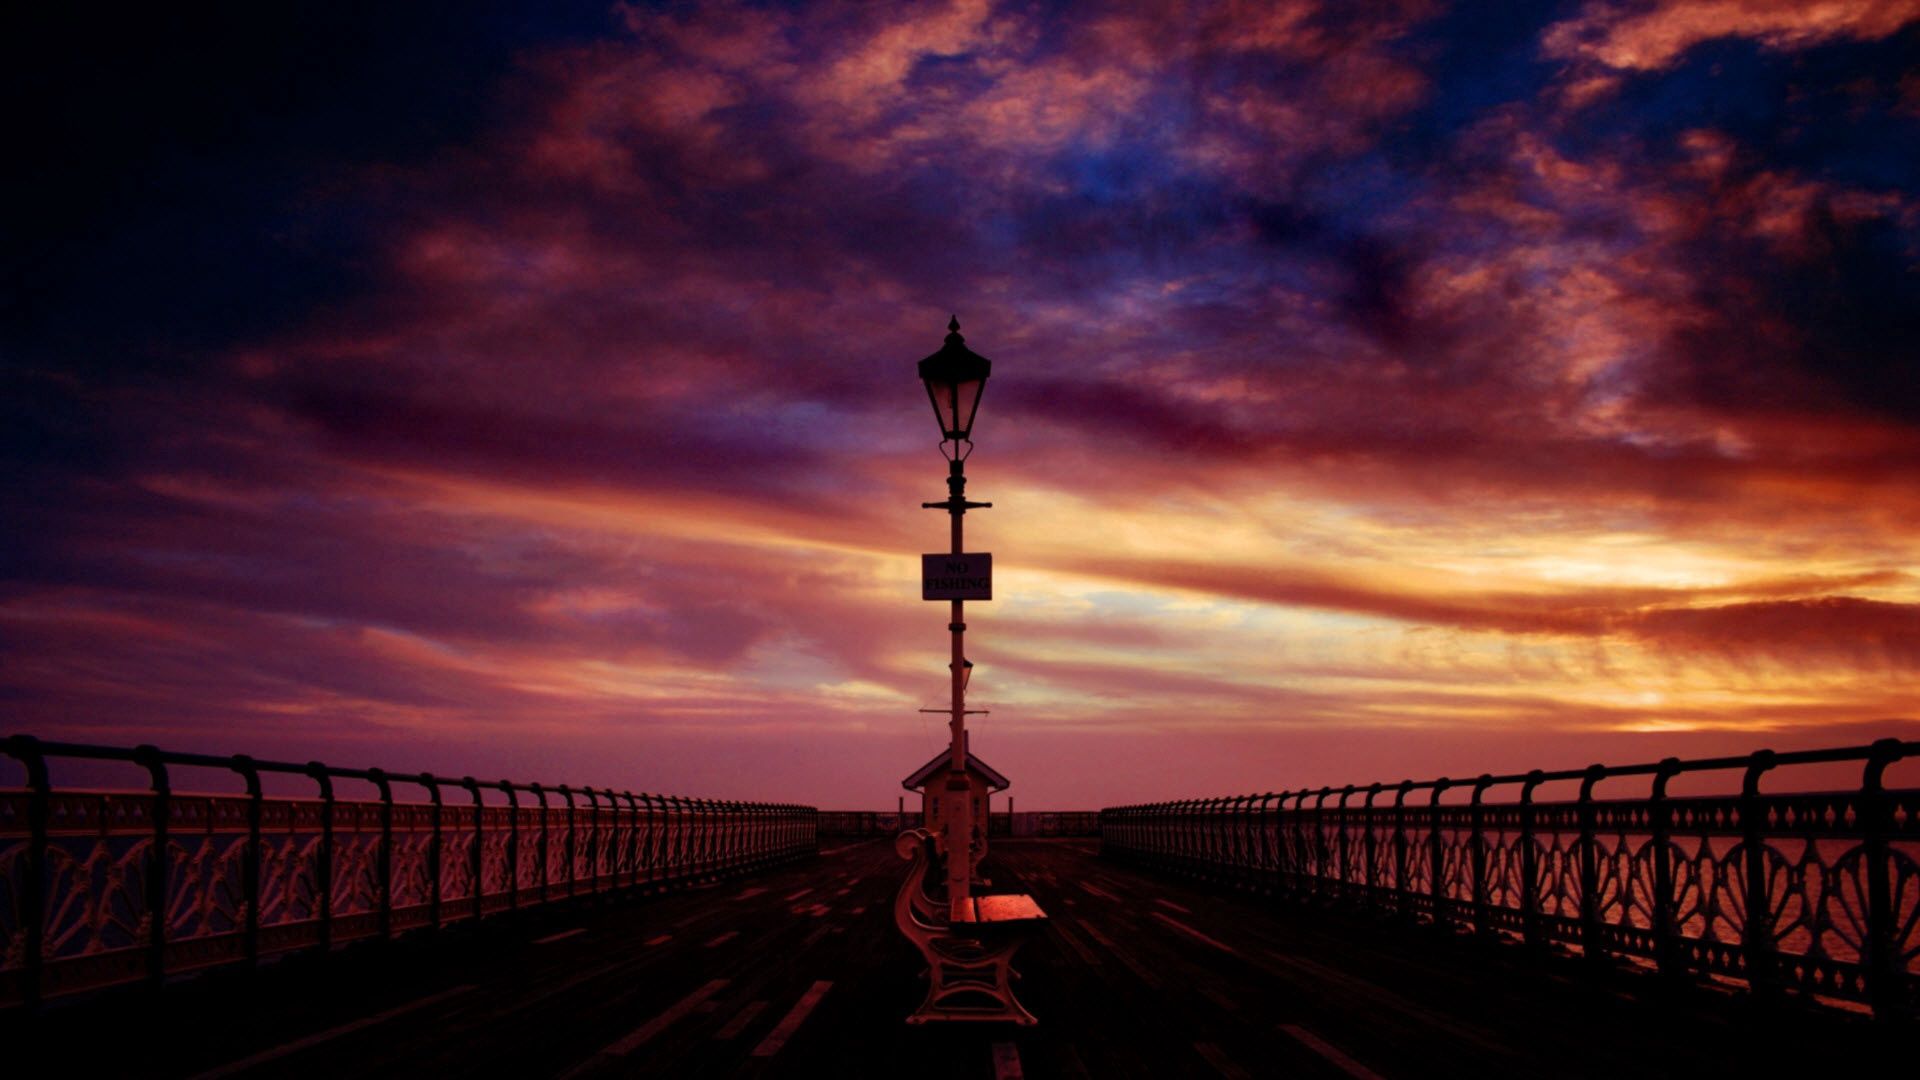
5, 1, 1916, 806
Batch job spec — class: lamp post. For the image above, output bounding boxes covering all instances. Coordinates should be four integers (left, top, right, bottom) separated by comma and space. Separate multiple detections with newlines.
918, 315, 991, 906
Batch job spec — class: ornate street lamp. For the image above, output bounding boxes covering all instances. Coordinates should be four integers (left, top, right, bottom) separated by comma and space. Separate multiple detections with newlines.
918, 316, 992, 906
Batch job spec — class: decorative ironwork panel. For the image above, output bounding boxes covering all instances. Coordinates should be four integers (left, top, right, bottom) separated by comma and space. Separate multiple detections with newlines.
1, 736, 820, 1008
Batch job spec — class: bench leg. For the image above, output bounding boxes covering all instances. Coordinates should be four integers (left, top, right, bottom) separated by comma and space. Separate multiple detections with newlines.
906, 934, 1038, 1026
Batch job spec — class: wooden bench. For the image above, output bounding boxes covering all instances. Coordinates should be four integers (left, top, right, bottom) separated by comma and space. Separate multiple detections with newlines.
893, 828, 1046, 1025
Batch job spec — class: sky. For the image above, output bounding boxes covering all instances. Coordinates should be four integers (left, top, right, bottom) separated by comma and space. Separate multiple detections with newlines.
3, 1, 1918, 807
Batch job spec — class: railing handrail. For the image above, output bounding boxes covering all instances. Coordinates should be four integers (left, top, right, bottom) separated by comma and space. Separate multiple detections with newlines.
0, 735, 783, 802
1100, 738, 1920, 811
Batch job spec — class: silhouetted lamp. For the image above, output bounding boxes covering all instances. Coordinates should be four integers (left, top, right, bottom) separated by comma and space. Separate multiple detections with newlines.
918, 316, 992, 444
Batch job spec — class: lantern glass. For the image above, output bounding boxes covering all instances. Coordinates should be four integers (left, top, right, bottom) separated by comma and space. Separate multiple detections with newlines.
926, 376, 985, 441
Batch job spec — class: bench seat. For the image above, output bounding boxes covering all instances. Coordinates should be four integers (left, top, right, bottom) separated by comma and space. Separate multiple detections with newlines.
950, 894, 1047, 927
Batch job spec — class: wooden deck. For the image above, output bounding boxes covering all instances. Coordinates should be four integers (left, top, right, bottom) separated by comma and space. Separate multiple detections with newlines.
12, 840, 1893, 1077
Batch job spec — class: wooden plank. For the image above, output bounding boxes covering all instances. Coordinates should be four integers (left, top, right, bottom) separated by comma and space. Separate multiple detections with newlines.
190, 985, 475, 1079
750, 980, 832, 1057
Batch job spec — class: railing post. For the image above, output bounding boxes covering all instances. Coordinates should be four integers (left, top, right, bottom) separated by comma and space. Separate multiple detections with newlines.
1245, 794, 1261, 887
1291, 791, 1311, 900
1862, 738, 1907, 1021
1171, 798, 1187, 871
1194, 797, 1204, 872
529, 783, 549, 903
1313, 788, 1332, 902
730, 800, 745, 872
581, 788, 599, 894
368, 768, 394, 939
637, 793, 656, 887
461, 777, 483, 922
669, 794, 683, 881
659, 794, 674, 886
599, 789, 614, 888
1221, 795, 1236, 880
624, 792, 643, 887
661, 795, 678, 885
1428, 779, 1451, 929
1739, 751, 1780, 1004
305, 763, 335, 952
1393, 782, 1412, 919
701, 797, 713, 876
499, 782, 519, 911
643, 792, 659, 880
421, 773, 443, 928
133, 745, 171, 989
229, 755, 263, 966
1363, 784, 1382, 909
1206, 797, 1223, 878
7, 736, 51, 1007
1650, 758, 1682, 980
601, 788, 615, 888
1519, 770, 1544, 953
1338, 786, 1356, 901
1221, 796, 1236, 879
1195, 797, 1209, 873
1257, 794, 1277, 891
604, 789, 619, 887
1175, 795, 1190, 868
695, 798, 711, 880
1577, 764, 1605, 966
1470, 774, 1493, 937
559, 785, 577, 897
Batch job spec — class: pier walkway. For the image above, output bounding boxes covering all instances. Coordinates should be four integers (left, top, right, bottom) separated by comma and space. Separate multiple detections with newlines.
15, 839, 1889, 1078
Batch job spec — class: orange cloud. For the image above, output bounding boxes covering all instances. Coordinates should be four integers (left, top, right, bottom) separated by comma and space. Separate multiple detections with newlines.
1542, 0, 1920, 73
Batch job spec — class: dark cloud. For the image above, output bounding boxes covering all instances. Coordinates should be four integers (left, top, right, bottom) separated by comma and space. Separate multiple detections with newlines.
1625, 597, 1920, 670
3, 3, 613, 364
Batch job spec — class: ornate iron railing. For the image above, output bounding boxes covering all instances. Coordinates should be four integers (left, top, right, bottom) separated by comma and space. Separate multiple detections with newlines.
0, 735, 818, 1008
1100, 739, 1920, 1019
990, 811, 1100, 838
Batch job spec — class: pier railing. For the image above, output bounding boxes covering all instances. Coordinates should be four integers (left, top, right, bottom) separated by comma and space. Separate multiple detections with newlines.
0, 736, 818, 1007
1100, 739, 1920, 1019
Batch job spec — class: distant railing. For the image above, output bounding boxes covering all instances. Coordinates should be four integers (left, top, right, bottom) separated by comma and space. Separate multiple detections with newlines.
0, 736, 818, 1008
1100, 739, 1920, 1020
817, 811, 1100, 838
991, 811, 1100, 838
819, 811, 924, 836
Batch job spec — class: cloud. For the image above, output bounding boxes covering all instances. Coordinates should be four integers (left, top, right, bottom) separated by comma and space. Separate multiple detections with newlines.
1623, 596, 1920, 669
1542, 0, 1920, 73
